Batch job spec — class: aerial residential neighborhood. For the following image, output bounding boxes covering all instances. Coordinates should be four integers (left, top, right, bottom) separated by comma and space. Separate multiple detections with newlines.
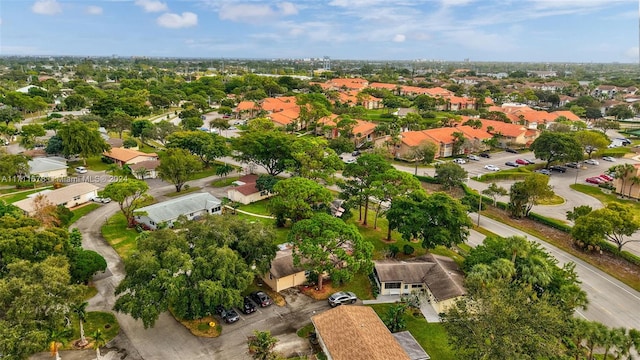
2, 1, 640, 360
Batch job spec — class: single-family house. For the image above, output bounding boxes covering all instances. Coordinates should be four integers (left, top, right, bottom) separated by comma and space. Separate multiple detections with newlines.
14, 182, 99, 215
311, 305, 413, 360
227, 174, 272, 205
373, 254, 466, 313
261, 245, 308, 292
134, 192, 222, 230
128, 160, 161, 180
103, 148, 158, 167
28, 157, 68, 179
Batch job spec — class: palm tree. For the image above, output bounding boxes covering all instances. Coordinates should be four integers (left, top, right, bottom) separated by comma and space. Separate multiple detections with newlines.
247, 330, 279, 360
134, 167, 150, 180
90, 329, 107, 360
49, 328, 71, 360
71, 301, 89, 347
612, 164, 635, 197
627, 175, 640, 198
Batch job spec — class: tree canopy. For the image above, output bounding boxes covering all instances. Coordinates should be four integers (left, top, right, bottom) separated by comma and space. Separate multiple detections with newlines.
100, 179, 151, 227
157, 148, 203, 192
572, 203, 640, 252
268, 177, 333, 227
114, 215, 275, 327
289, 213, 373, 290
530, 131, 583, 168
387, 191, 472, 249
232, 130, 294, 176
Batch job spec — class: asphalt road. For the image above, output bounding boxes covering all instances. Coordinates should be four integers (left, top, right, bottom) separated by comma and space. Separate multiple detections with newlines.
470, 215, 640, 330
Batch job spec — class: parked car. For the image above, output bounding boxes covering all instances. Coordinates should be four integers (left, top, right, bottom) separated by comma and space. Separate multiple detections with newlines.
215, 306, 240, 323
515, 159, 529, 165
352, 150, 361, 156
92, 197, 111, 204
453, 158, 466, 164
586, 177, 604, 184
75, 166, 88, 174
602, 156, 616, 162
242, 296, 256, 315
525, 159, 536, 164
505, 148, 518, 154
250, 291, 272, 307
328, 291, 357, 307
584, 159, 599, 165
467, 154, 480, 161
505, 161, 519, 167
479, 152, 491, 158
536, 169, 552, 175
484, 164, 500, 171
599, 174, 614, 181
549, 165, 567, 173
344, 158, 356, 164
565, 162, 579, 169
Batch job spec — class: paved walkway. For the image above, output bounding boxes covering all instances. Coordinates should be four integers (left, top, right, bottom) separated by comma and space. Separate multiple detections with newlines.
362, 294, 441, 323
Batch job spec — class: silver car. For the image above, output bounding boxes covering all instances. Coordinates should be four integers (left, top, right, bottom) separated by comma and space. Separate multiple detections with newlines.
328, 291, 357, 307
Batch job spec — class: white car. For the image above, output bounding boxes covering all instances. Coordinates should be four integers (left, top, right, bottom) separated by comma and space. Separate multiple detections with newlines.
602, 156, 616, 162
453, 158, 466, 164
467, 154, 480, 161
484, 165, 500, 171
75, 166, 88, 174
584, 159, 599, 165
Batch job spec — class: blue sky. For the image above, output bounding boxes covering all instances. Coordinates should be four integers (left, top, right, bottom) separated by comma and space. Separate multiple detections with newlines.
0, 0, 638, 62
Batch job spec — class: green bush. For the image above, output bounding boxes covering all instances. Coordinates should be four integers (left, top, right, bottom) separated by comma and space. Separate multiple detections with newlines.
527, 212, 572, 233
601, 148, 630, 157
403, 244, 415, 255
123, 138, 138, 148
414, 174, 439, 184
15, 181, 35, 189
599, 241, 640, 266
368, 273, 380, 298
389, 245, 399, 258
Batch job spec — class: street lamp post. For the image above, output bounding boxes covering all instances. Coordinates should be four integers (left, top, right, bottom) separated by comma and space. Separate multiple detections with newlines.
477, 193, 482, 226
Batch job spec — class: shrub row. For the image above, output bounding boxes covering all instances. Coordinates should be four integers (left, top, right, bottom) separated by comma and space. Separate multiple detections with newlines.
526, 212, 573, 233
414, 174, 439, 184
598, 241, 640, 267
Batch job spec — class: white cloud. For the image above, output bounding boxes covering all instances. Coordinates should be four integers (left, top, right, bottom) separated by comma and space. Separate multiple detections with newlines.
277, 2, 298, 16
219, 2, 299, 23
135, 0, 168, 13
31, 0, 62, 15
393, 34, 406, 42
157, 12, 198, 28
441, 0, 474, 6
86, 6, 103, 15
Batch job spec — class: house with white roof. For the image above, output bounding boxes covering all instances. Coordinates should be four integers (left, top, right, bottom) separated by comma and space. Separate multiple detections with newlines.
28, 157, 68, 179
13, 183, 98, 215
134, 192, 222, 230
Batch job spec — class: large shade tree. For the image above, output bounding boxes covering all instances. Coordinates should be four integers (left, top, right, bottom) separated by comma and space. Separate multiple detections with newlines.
289, 213, 374, 291
232, 130, 294, 176
268, 177, 333, 227
387, 191, 472, 249
114, 215, 273, 327
157, 148, 203, 192
100, 179, 151, 227
572, 203, 640, 252
58, 120, 110, 166
530, 131, 583, 168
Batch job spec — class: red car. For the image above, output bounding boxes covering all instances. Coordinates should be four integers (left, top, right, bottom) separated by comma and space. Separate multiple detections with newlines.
599, 174, 614, 181
515, 159, 529, 165
586, 177, 604, 184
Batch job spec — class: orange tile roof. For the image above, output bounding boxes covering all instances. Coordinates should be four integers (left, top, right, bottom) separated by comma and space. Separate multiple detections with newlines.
268, 107, 300, 126
352, 119, 377, 136
317, 114, 340, 127
400, 131, 434, 147
311, 306, 411, 360
103, 148, 157, 163
261, 96, 298, 112
370, 82, 399, 90
328, 78, 369, 90
479, 119, 528, 138
236, 101, 259, 111
551, 110, 581, 122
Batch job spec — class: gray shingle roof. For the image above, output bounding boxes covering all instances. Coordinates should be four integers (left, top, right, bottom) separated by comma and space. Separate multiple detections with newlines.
135, 192, 221, 223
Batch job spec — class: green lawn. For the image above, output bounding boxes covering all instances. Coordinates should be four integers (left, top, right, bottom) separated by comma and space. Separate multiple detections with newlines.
68, 156, 111, 172
0, 187, 52, 203
101, 213, 141, 259
570, 184, 640, 219
191, 166, 220, 180
63, 311, 120, 350
237, 199, 272, 216
165, 186, 202, 197
362, 108, 393, 122
329, 272, 373, 300
210, 176, 240, 187
69, 203, 101, 225
368, 304, 457, 360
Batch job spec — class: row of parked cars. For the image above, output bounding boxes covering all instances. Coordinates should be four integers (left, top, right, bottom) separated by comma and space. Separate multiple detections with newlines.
215, 291, 273, 324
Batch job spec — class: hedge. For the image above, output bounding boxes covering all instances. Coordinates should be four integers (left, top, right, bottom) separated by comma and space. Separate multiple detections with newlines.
526, 212, 572, 233
414, 174, 439, 184
598, 241, 640, 267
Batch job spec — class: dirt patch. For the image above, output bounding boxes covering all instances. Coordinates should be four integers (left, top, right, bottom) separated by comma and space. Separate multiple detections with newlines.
175, 315, 221, 338
299, 280, 344, 300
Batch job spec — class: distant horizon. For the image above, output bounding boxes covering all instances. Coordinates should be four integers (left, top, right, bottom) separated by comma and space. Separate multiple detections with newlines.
2, 0, 639, 63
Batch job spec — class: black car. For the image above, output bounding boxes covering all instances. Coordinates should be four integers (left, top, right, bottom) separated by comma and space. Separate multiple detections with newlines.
250, 291, 273, 307
215, 306, 240, 324
479, 152, 491, 158
549, 165, 567, 173
242, 296, 257, 314
565, 162, 579, 169
505, 161, 519, 167
505, 148, 518, 154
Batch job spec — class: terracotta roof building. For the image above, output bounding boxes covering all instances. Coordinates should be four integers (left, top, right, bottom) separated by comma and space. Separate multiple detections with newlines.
311, 306, 412, 360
